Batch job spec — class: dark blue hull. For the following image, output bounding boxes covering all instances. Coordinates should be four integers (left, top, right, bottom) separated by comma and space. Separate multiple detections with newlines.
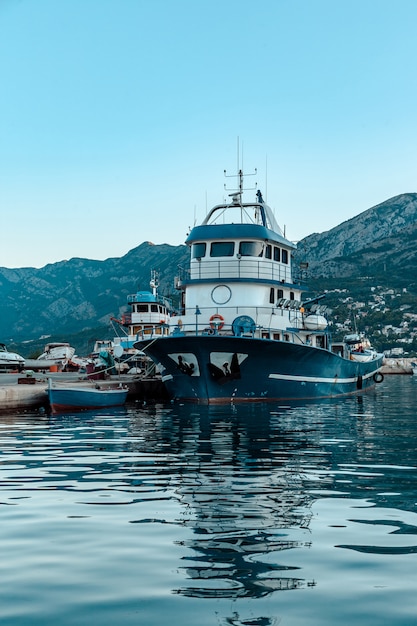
137, 335, 384, 404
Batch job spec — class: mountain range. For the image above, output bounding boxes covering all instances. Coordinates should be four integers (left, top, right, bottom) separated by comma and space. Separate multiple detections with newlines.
293, 192, 417, 286
1, 242, 188, 356
2, 192, 417, 357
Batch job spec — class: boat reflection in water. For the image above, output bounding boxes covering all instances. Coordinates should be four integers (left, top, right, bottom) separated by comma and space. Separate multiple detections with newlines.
3, 376, 417, 626
129, 402, 327, 600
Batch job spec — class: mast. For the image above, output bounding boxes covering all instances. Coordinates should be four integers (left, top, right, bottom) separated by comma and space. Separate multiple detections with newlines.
150, 270, 159, 298
224, 167, 257, 206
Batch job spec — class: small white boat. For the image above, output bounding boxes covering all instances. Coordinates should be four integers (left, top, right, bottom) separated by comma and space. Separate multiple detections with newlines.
47, 379, 128, 413
38, 342, 75, 362
344, 333, 378, 363
24, 342, 86, 372
0, 343, 25, 371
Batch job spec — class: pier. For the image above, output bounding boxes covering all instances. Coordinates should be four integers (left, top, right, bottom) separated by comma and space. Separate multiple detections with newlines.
380, 357, 415, 375
0, 372, 169, 412
1, 358, 414, 411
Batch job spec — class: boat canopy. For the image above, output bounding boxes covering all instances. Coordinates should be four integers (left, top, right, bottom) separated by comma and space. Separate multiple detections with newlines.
202, 199, 283, 235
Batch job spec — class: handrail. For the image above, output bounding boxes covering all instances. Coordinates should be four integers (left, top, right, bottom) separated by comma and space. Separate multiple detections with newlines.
184, 258, 292, 283
134, 319, 310, 343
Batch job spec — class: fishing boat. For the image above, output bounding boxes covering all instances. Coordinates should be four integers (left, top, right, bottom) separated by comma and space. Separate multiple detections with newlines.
47, 379, 128, 413
111, 270, 174, 374
344, 333, 379, 363
134, 169, 384, 404
84, 339, 118, 379
0, 343, 25, 371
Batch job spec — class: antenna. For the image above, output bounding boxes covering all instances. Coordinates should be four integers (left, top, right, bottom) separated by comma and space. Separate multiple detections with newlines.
150, 270, 159, 296
224, 168, 257, 203
265, 154, 268, 202
236, 136, 244, 175
224, 139, 257, 202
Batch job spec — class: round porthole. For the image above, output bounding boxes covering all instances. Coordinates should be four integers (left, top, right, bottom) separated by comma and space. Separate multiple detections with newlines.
211, 285, 232, 305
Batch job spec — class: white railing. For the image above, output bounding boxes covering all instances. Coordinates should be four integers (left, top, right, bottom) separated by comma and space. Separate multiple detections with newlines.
185, 259, 292, 283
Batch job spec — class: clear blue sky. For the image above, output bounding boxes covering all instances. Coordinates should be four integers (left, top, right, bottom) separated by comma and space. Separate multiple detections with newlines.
1, 0, 416, 268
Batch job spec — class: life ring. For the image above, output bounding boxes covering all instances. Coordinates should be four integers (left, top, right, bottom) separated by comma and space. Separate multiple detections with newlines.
373, 372, 384, 383
209, 313, 225, 330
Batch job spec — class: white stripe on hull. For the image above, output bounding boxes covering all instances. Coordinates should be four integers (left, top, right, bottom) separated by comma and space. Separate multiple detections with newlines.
269, 371, 375, 384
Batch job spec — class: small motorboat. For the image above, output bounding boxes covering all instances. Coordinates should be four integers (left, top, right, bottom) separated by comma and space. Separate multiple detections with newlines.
38, 342, 75, 362
344, 333, 378, 363
0, 343, 25, 371
47, 379, 128, 413
24, 342, 87, 372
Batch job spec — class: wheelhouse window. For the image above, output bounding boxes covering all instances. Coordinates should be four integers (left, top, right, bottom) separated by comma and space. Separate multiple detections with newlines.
192, 242, 206, 259
282, 249, 288, 264
239, 241, 263, 257
274, 247, 280, 262
210, 242, 235, 257
151, 304, 158, 312
138, 304, 149, 312
265, 244, 272, 259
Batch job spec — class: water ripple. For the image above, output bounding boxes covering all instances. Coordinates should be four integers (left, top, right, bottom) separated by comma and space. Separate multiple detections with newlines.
1, 377, 417, 625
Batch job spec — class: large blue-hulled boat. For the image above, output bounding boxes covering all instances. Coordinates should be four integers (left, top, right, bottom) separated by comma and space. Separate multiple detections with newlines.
134, 170, 384, 404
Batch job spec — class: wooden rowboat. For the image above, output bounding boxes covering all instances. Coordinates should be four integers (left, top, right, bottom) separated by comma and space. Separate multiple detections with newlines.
47, 379, 128, 413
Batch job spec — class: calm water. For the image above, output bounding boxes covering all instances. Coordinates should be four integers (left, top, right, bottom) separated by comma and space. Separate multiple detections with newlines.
1, 375, 417, 625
